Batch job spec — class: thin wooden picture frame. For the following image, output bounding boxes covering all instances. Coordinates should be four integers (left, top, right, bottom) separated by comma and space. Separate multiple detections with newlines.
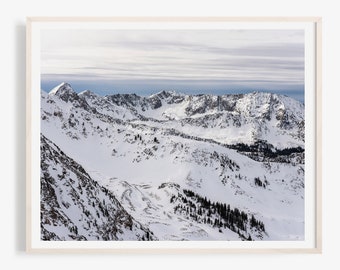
26, 17, 322, 253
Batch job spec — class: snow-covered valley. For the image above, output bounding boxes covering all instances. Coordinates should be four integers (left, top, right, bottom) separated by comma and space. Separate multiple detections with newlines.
40, 82, 305, 241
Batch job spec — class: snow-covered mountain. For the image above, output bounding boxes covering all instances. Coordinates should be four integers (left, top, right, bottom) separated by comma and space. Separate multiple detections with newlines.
40, 82, 305, 241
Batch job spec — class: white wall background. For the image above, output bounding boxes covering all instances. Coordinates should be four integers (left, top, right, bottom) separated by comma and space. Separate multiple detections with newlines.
0, 0, 338, 269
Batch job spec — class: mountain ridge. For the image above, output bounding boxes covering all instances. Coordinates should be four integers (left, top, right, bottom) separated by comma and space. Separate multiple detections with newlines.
44, 83, 304, 149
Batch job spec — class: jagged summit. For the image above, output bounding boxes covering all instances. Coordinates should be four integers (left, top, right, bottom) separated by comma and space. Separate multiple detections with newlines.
150, 90, 182, 98
78, 89, 98, 98
48, 82, 78, 103
49, 82, 74, 95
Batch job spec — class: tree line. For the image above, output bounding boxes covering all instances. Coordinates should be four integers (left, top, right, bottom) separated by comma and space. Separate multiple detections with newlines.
171, 189, 265, 240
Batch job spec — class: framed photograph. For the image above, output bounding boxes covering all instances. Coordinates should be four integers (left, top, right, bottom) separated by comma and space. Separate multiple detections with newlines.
26, 17, 322, 253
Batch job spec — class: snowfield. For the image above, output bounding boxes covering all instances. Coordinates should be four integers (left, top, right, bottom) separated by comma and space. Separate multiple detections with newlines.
40, 83, 305, 241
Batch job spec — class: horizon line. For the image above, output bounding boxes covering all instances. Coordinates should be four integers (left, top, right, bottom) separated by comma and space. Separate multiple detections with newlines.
42, 81, 305, 103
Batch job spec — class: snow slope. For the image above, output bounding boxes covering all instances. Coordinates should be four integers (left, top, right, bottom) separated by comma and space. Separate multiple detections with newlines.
40, 134, 155, 240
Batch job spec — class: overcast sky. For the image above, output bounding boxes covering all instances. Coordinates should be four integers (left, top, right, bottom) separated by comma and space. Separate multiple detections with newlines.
41, 29, 304, 102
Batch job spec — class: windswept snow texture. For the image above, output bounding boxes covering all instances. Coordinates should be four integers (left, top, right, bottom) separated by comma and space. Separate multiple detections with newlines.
40, 82, 305, 241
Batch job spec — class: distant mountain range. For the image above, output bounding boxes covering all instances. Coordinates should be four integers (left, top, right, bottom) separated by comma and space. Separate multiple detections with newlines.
40, 82, 305, 241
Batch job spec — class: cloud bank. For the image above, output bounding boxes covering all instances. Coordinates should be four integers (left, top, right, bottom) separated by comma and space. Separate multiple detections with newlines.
41, 29, 304, 101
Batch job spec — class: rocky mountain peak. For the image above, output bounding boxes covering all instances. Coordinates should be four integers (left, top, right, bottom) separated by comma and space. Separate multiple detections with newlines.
49, 82, 74, 95
49, 82, 78, 103
78, 90, 99, 101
